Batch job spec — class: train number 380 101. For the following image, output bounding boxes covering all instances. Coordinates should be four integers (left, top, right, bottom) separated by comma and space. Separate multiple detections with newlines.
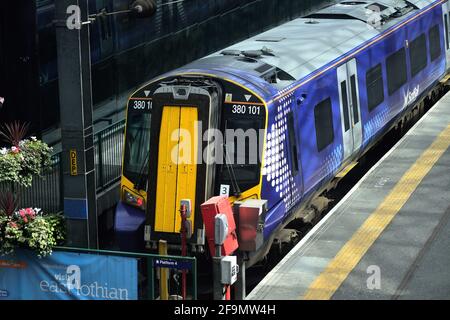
232, 104, 261, 115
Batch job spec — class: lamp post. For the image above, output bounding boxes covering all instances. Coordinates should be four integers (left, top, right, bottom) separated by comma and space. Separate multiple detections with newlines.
55, 0, 156, 247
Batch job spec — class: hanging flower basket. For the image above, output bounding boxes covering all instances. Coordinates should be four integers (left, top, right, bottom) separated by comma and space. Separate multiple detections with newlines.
0, 122, 65, 257
0, 137, 52, 188
0, 207, 66, 258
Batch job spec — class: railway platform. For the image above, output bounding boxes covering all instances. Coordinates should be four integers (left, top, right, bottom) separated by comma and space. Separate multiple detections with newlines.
247, 92, 450, 300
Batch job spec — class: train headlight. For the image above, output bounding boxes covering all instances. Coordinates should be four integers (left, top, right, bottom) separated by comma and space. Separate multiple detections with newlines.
124, 190, 146, 210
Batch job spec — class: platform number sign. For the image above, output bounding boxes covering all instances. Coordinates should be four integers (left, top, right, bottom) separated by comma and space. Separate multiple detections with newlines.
220, 184, 230, 197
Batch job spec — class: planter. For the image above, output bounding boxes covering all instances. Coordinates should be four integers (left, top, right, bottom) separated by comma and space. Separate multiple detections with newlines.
0, 208, 66, 258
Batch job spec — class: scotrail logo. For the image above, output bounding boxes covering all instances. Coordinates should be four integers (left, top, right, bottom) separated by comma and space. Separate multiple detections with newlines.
39, 264, 131, 300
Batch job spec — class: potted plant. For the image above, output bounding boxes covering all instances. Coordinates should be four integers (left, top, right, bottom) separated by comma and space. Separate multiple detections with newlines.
0, 122, 52, 187
0, 122, 66, 257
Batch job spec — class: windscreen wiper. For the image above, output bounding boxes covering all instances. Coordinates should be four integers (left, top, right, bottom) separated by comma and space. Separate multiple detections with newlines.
135, 150, 150, 191
223, 143, 241, 197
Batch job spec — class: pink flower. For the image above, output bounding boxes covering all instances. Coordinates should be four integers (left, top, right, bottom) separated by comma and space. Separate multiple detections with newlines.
10, 146, 20, 154
8, 222, 18, 229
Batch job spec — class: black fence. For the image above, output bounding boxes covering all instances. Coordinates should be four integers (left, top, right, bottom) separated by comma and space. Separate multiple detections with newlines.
0, 120, 125, 214
0, 153, 63, 213
94, 120, 126, 192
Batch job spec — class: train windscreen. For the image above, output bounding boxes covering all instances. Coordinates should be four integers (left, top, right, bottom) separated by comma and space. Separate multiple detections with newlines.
123, 112, 151, 186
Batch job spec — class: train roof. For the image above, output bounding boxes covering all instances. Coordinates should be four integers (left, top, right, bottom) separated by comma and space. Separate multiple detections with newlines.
185, 0, 436, 89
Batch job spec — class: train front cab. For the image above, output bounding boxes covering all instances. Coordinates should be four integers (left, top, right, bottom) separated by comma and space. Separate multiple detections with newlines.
115, 75, 268, 253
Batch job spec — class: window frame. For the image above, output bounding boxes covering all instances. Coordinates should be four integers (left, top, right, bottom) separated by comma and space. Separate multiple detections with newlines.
386, 47, 407, 96
314, 97, 335, 152
409, 33, 428, 77
429, 24, 442, 62
365, 63, 385, 112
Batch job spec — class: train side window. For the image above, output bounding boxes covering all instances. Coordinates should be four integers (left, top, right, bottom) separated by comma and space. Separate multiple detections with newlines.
314, 97, 334, 152
349, 75, 359, 124
409, 33, 428, 77
366, 64, 384, 112
445, 15, 449, 50
386, 47, 407, 95
287, 112, 299, 176
429, 25, 441, 62
340, 81, 351, 132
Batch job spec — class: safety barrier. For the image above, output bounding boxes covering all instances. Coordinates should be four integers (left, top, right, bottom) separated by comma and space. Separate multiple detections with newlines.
94, 120, 126, 192
0, 153, 63, 213
54, 246, 198, 300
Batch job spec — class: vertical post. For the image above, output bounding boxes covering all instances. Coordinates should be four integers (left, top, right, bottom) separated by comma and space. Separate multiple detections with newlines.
158, 240, 169, 300
235, 254, 246, 300
213, 224, 225, 300
180, 204, 187, 300
55, 0, 98, 248
97, 132, 104, 190
192, 258, 197, 300
213, 256, 224, 300
58, 153, 64, 213
147, 257, 154, 300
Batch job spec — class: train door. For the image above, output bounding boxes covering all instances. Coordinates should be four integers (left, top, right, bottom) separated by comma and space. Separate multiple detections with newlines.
337, 58, 362, 161
287, 110, 303, 202
155, 106, 198, 234
147, 83, 221, 247
442, 1, 450, 68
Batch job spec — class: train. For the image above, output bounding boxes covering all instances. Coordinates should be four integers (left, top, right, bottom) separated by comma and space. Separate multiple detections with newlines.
115, 0, 450, 265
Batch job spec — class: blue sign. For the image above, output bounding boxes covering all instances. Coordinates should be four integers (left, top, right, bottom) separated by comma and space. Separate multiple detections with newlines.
154, 258, 192, 270
0, 250, 138, 300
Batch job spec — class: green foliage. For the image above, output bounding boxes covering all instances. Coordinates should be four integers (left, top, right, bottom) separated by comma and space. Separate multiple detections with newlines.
0, 137, 53, 187
0, 208, 66, 258
0, 123, 64, 257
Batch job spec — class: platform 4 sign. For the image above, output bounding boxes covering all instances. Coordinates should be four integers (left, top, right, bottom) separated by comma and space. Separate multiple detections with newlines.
154, 258, 192, 271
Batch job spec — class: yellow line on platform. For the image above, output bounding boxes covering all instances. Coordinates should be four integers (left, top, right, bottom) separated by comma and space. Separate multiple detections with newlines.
302, 124, 450, 300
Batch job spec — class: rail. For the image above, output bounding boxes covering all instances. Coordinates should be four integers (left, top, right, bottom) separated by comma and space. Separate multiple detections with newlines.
94, 120, 126, 192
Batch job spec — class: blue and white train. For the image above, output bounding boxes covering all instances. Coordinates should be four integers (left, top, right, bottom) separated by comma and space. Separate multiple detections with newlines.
116, 0, 450, 264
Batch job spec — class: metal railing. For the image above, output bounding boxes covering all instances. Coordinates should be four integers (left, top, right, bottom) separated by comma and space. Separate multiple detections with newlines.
0, 119, 126, 213
55, 246, 198, 300
0, 153, 63, 213
94, 120, 126, 192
